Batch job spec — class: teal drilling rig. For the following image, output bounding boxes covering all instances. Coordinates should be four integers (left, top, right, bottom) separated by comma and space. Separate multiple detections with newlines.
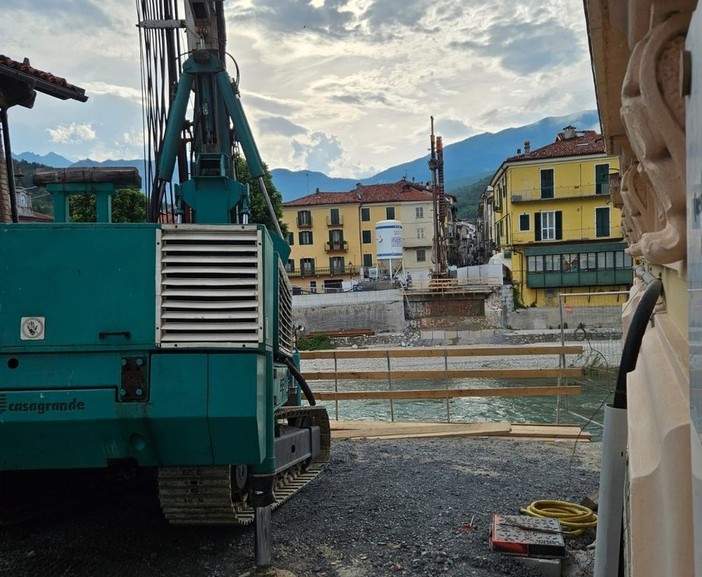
0, 0, 329, 571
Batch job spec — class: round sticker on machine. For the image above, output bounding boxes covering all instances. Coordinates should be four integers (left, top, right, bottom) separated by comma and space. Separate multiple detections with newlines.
20, 317, 46, 340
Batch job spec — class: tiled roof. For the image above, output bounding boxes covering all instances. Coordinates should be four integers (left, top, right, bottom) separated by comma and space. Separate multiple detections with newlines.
0, 55, 87, 102
283, 179, 434, 207
506, 129, 605, 162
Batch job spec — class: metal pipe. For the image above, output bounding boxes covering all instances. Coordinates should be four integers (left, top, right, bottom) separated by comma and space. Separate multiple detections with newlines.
254, 505, 273, 569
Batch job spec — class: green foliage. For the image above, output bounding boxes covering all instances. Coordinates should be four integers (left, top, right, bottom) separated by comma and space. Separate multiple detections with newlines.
69, 187, 147, 222
512, 283, 528, 310
448, 174, 492, 222
13, 160, 54, 215
235, 157, 288, 236
296, 334, 335, 351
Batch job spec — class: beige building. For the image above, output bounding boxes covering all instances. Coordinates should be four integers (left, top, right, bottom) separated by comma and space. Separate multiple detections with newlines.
282, 179, 440, 292
585, 1, 699, 576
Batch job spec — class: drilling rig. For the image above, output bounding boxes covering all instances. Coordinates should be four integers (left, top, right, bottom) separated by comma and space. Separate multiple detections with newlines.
0, 1, 329, 572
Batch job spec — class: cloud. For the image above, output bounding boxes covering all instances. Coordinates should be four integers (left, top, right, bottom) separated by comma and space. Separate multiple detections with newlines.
258, 116, 307, 137
292, 131, 345, 174
81, 82, 142, 102
435, 118, 472, 139
46, 123, 96, 144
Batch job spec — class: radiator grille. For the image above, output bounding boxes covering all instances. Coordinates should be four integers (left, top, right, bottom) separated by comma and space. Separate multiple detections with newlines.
156, 225, 263, 347
278, 260, 294, 356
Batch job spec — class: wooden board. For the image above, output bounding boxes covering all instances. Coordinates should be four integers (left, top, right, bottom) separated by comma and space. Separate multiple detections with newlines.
300, 345, 584, 360
330, 421, 511, 439
327, 420, 590, 441
313, 385, 581, 401
509, 424, 591, 440
305, 368, 583, 381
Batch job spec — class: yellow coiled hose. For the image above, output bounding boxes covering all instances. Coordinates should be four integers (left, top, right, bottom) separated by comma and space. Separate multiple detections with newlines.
520, 499, 598, 537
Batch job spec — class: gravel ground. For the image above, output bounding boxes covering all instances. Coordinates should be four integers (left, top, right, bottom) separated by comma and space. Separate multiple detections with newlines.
0, 437, 601, 577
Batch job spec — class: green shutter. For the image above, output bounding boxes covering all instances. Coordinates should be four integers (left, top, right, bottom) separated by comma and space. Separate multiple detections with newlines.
534, 212, 541, 241
555, 211, 562, 239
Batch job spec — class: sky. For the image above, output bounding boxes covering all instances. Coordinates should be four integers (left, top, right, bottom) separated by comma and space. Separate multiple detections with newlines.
2, 0, 597, 179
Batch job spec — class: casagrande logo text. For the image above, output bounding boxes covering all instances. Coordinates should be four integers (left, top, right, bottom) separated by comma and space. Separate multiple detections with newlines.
0, 394, 85, 415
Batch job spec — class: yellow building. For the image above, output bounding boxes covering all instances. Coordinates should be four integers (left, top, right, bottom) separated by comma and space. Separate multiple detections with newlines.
282, 180, 436, 293
489, 129, 629, 306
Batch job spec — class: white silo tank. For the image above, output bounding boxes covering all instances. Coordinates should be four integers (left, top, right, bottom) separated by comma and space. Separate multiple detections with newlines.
375, 219, 403, 274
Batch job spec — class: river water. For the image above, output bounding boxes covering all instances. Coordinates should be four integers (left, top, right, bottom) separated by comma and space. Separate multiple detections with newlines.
308, 369, 616, 442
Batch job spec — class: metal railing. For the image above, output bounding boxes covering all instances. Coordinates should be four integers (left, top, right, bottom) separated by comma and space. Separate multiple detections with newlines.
509, 183, 610, 203
300, 345, 585, 423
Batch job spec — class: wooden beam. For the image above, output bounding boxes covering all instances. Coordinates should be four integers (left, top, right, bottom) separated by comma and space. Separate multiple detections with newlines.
313, 385, 581, 401
304, 368, 583, 381
299, 345, 584, 360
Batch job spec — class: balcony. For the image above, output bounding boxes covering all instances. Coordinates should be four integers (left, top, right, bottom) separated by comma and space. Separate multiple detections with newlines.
327, 215, 344, 226
288, 265, 353, 277
325, 240, 348, 252
510, 183, 610, 202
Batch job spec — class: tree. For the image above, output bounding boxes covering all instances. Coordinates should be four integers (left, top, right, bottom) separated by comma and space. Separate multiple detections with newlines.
69, 187, 147, 223
235, 157, 287, 236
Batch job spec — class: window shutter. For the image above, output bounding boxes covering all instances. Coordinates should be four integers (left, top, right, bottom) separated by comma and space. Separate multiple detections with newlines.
555, 211, 563, 239
534, 212, 541, 241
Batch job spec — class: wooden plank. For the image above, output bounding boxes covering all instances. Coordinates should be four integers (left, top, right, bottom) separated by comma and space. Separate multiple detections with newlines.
305, 368, 583, 381
313, 385, 581, 401
509, 424, 591, 440
332, 422, 512, 439
299, 345, 583, 360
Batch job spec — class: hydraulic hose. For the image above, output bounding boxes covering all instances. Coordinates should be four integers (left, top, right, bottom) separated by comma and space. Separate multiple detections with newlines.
521, 499, 598, 537
281, 356, 316, 406
613, 267, 662, 409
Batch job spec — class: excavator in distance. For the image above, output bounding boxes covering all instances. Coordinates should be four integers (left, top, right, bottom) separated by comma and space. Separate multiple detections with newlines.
0, 1, 329, 574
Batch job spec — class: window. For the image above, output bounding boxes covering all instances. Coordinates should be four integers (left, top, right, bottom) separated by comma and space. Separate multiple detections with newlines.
299, 231, 313, 245
285, 259, 295, 273
540, 169, 554, 199
361, 207, 370, 222
415, 207, 424, 219
328, 229, 344, 249
417, 227, 424, 239
297, 210, 312, 227
301, 258, 315, 275
362, 230, 372, 244
534, 211, 562, 241
386, 206, 395, 219
309, 280, 317, 293
595, 207, 610, 237
595, 164, 610, 195
519, 214, 530, 231
287, 232, 294, 245
329, 257, 345, 274
363, 253, 373, 267
329, 208, 340, 225
416, 249, 426, 262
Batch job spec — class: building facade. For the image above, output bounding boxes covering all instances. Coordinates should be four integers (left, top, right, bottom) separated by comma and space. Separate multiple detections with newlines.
488, 129, 629, 306
585, 1, 699, 575
282, 180, 441, 293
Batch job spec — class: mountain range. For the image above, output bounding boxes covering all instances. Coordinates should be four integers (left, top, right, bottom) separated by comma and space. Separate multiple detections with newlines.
13, 109, 599, 206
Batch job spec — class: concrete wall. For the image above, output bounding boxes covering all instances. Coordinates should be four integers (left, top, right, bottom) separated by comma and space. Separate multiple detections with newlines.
507, 304, 623, 333
293, 289, 406, 333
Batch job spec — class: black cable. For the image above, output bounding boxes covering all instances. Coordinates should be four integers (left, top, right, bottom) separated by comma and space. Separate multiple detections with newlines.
280, 357, 316, 406
613, 269, 662, 410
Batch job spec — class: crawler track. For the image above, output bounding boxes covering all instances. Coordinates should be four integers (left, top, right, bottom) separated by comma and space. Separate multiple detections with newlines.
157, 405, 330, 525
